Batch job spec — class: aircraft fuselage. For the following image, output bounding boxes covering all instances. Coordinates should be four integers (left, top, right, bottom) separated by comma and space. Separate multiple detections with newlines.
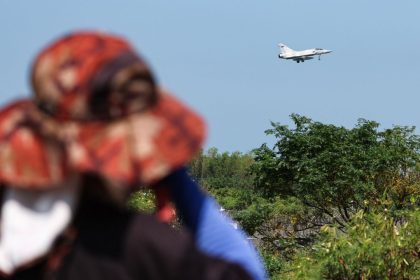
278, 44, 332, 63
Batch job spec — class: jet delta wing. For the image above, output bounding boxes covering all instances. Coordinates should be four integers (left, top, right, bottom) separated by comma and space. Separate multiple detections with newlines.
278, 43, 332, 63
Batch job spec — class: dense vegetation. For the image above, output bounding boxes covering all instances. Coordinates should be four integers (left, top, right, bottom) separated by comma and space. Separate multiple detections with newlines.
130, 115, 420, 279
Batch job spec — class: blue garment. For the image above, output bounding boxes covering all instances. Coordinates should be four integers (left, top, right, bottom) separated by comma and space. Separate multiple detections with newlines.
161, 167, 206, 233
162, 168, 266, 280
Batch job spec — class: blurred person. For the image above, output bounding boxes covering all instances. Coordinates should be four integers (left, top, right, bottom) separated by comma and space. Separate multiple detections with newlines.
0, 31, 266, 280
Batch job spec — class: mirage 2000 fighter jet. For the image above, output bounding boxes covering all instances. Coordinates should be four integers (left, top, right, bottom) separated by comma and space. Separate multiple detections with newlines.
278, 43, 332, 63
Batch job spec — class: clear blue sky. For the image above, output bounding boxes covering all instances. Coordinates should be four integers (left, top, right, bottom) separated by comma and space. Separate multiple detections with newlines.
1, 0, 419, 152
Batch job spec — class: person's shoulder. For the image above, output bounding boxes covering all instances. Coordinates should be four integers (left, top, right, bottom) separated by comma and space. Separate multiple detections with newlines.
125, 213, 192, 252
124, 213, 253, 280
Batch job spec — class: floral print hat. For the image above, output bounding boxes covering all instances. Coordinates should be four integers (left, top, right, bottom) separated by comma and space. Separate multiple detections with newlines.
0, 31, 205, 193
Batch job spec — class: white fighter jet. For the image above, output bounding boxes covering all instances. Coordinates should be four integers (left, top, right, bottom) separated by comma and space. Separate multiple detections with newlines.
278, 43, 332, 63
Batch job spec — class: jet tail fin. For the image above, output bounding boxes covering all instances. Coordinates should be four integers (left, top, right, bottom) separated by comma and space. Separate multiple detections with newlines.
278, 43, 294, 54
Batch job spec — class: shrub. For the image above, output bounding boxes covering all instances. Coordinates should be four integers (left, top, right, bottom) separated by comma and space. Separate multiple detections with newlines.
284, 207, 420, 279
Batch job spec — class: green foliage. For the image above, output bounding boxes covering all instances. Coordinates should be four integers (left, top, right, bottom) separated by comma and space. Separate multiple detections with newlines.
284, 207, 420, 280
128, 189, 156, 213
233, 195, 272, 234
189, 148, 269, 234
260, 248, 284, 279
189, 148, 255, 189
126, 117, 420, 279
252, 114, 420, 228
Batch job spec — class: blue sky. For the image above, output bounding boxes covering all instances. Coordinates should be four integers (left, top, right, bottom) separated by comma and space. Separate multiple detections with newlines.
1, 0, 419, 152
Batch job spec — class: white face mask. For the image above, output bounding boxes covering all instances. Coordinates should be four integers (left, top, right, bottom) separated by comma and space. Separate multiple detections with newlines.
0, 180, 78, 275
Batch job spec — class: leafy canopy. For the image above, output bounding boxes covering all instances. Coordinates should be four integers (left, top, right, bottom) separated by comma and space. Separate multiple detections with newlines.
252, 114, 420, 226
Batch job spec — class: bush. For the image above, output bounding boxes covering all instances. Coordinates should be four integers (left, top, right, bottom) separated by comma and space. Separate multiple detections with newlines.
284, 207, 420, 280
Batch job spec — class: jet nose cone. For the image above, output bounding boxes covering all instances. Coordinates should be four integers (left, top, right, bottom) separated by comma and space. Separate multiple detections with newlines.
324, 50, 332, 54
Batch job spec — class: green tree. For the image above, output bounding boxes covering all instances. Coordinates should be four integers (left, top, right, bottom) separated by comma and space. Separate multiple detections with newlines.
189, 148, 269, 234
189, 148, 255, 189
189, 148, 296, 277
284, 206, 420, 280
252, 114, 420, 229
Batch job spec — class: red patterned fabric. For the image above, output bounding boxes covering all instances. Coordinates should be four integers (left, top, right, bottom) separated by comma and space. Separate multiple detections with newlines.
0, 32, 206, 194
